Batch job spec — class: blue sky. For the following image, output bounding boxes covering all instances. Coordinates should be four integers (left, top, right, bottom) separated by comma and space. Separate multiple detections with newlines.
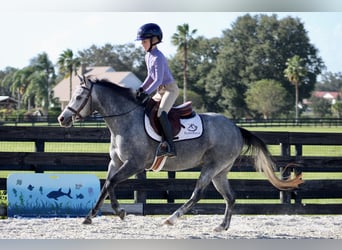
0, 11, 341, 76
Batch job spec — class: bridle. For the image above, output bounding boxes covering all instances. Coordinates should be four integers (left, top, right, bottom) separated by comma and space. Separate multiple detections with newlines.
66, 76, 140, 120
67, 80, 93, 121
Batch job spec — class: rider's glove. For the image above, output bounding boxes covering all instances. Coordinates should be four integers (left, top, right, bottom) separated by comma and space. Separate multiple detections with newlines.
136, 87, 150, 105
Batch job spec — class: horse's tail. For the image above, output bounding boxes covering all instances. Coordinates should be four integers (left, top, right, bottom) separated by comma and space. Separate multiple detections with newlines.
239, 127, 303, 190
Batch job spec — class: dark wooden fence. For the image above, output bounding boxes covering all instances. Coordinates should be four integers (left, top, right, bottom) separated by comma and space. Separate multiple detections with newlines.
1, 115, 342, 128
0, 126, 342, 216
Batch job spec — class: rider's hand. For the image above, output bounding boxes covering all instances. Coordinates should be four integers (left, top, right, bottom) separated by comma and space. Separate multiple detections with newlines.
136, 88, 149, 105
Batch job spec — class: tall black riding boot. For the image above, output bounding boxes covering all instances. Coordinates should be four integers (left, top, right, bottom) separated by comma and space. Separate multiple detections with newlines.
157, 111, 177, 158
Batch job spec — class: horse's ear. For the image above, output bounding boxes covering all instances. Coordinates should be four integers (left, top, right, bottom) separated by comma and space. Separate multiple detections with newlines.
77, 74, 83, 84
78, 74, 90, 86
84, 75, 91, 86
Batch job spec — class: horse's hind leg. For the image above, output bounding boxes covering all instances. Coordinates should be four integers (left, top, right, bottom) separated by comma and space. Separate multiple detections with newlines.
211, 169, 235, 232
164, 168, 214, 226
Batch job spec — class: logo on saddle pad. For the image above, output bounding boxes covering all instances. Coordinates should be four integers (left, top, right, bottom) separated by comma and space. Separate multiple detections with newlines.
144, 100, 203, 142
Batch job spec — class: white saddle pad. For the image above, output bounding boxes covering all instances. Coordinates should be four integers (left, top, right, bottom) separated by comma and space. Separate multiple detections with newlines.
144, 113, 203, 142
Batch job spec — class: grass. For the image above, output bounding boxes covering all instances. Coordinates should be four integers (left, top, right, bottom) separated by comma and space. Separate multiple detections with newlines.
0, 142, 110, 153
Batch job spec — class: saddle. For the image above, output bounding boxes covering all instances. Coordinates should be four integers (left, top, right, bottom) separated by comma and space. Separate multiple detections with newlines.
145, 99, 195, 138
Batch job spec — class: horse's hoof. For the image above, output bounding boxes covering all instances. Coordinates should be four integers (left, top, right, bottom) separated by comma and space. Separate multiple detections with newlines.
163, 214, 177, 226
163, 219, 173, 226
214, 224, 229, 232
82, 217, 92, 225
118, 209, 126, 220
163, 218, 176, 226
213, 226, 224, 232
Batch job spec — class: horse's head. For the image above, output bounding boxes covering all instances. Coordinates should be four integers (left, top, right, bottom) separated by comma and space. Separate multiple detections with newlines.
58, 76, 94, 127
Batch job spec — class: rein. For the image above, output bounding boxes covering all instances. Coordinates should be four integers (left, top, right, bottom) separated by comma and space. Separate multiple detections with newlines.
67, 78, 140, 119
97, 104, 140, 118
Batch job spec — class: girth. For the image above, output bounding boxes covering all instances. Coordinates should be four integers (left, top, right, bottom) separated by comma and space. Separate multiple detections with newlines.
145, 99, 195, 137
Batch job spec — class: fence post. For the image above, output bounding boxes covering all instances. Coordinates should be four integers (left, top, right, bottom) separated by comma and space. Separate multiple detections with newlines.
294, 144, 303, 205
34, 139, 45, 173
167, 171, 175, 203
134, 171, 147, 204
280, 142, 291, 204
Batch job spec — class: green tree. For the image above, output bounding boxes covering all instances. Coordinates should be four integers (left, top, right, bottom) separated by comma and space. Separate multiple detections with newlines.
245, 79, 288, 119
206, 14, 324, 118
1, 53, 55, 114
175, 89, 204, 111
0, 67, 18, 96
57, 49, 80, 100
284, 55, 307, 121
171, 23, 198, 102
316, 72, 342, 92
309, 96, 332, 117
332, 101, 342, 118
77, 43, 146, 80
28, 52, 56, 114
10, 66, 35, 110
169, 36, 220, 111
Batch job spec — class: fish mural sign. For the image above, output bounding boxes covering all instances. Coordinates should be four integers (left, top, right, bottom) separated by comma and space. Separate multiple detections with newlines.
7, 173, 100, 217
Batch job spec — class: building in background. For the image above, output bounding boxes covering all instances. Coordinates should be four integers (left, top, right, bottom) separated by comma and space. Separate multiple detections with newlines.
53, 66, 142, 110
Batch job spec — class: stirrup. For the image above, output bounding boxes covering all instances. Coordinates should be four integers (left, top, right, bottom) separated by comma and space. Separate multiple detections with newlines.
156, 141, 176, 158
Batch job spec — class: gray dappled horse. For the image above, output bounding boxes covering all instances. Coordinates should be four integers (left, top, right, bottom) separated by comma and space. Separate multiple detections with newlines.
58, 76, 303, 232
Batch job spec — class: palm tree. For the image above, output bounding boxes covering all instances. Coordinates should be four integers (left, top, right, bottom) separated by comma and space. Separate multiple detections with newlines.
284, 55, 307, 121
10, 67, 35, 110
57, 49, 80, 100
0, 67, 17, 96
29, 52, 56, 114
171, 23, 197, 102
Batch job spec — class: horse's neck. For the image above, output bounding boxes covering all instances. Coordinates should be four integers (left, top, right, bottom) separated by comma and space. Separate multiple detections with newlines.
93, 85, 136, 115
105, 108, 143, 137
93, 85, 143, 134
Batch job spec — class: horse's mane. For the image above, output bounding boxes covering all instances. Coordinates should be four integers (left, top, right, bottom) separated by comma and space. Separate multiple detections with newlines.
89, 77, 137, 103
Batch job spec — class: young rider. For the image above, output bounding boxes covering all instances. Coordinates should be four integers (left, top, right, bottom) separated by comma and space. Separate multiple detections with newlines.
135, 23, 179, 158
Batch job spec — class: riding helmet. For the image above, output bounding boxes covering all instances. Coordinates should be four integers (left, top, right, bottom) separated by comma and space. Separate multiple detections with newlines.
136, 23, 163, 43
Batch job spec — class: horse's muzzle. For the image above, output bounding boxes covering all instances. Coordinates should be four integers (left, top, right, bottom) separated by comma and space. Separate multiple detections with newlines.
58, 114, 73, 127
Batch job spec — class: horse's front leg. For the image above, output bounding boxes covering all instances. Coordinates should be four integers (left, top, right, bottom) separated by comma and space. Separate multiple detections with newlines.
106, 180, 126, 220
83, 182, 109, 224
83, 157, 121, 224
105, 158, 143, 219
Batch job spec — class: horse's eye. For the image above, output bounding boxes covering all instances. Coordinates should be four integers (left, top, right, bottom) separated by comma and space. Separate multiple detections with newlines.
76, 95, 82, 101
